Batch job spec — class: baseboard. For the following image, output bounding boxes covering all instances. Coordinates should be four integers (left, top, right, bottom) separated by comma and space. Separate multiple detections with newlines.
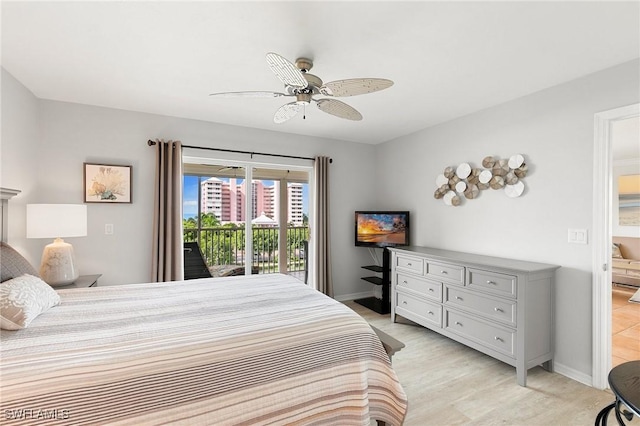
334, 291, 374, 302
553, 362, 593, 387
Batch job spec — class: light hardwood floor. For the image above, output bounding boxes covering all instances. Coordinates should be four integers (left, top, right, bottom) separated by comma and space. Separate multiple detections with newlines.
612, 286, 640, 367
344, 301, 639, 425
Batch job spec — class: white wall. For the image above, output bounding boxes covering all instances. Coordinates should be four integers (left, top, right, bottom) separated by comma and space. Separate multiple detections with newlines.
375, 59, 640, 381
2, 71, 380, 298
0, 69, 43, 264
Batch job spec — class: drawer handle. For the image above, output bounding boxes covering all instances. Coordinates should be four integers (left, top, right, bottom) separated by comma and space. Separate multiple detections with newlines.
494, 307, 504, 313
407, 262, 412, 266
428, 288, 434, 292
402, 301, 407, 305
487, 280, 496, 285
427, 311, 434, 315
454, 321, 462, 326
402, 280, 408, 284
455, 296, 463, 300
441, 270, 448, 274
494, 336, 504, 342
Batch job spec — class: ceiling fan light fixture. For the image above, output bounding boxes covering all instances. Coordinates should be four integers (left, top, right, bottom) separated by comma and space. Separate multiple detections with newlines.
295, 58, 314, 72
296, 93, 312, 105
209, 91, 286, 98
274, 102, 301, 124
302, 73, 323, 89
316, 99, 363, 121
210, 52, 393, 123
265, 52, 308, 89
320, 78, 394, 97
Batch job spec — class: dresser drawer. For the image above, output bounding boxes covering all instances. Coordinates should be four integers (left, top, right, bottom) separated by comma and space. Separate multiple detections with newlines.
396, 291, 442, 327
445, 286, 516, 327
395, 255, 424, 275
445, 310, 515, 357
427, 261, 464, 285
396, 273, 442, 302
467, 268, 517, 298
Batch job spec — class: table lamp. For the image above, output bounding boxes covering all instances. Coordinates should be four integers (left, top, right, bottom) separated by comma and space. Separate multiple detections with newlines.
27, 204, 87, 286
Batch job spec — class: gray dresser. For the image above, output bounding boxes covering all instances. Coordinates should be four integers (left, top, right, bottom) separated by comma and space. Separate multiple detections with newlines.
389, 246, 559, 386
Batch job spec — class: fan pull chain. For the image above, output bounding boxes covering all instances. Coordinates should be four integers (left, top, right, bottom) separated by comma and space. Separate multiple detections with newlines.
303, 103, 306, 120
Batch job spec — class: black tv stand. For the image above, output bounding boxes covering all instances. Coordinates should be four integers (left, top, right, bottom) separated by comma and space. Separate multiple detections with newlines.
355, 248, 390, 314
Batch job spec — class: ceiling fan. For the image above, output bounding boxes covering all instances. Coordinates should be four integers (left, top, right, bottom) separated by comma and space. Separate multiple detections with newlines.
209, 52, 393, 123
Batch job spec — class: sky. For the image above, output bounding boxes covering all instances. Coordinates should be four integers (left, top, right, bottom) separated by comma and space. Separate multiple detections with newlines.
183, 175, 200, 217
183, 176, 309, 219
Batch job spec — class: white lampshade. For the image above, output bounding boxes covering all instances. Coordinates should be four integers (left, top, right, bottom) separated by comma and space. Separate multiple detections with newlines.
26, 204, 87, 286
27, 204, 87, 238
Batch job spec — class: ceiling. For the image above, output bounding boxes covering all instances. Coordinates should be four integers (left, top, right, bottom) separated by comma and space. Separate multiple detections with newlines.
2, 1, 639, 145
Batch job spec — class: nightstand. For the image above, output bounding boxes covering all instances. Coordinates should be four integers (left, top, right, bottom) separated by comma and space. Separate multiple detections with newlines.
58, 274, 102, 289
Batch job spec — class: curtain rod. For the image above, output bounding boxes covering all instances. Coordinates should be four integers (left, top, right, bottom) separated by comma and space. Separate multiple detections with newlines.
147, 140, 332, 163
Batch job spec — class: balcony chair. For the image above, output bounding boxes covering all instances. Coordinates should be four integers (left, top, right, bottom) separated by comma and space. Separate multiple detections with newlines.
183, 242, 212, 280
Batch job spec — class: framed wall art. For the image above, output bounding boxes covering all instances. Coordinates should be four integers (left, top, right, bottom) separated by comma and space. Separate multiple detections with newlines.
83, 163, 132, 203
618, 174, 640, 226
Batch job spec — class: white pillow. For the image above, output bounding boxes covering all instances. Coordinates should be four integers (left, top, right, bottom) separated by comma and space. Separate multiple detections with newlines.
0, 274, 61, 330
612, 243, 624, 259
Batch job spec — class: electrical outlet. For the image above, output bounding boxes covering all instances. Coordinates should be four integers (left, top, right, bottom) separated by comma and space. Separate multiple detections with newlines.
105, 224, 114, 235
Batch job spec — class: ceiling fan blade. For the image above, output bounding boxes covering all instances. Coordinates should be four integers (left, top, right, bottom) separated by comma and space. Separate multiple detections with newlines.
319, 78, 394, 97
315, 99, 362, 121
265, 52, 308, 89
274, 102, 301, 124
209, 91, 288, 98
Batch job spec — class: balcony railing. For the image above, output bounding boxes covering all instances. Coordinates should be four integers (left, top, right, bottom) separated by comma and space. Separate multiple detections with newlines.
183, 226, 308, 275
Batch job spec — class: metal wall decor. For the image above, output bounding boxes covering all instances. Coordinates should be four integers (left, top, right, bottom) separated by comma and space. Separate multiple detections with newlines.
434, 154, 528, 206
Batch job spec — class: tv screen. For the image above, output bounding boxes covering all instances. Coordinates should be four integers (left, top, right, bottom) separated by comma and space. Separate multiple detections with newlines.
355, 211, 410, 248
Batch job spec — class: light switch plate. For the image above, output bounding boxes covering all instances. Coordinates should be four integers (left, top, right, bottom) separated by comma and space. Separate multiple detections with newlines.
568, 228, 588, 244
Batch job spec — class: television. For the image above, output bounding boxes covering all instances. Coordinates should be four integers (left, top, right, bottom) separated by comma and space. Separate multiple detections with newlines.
355, 211, 410, 248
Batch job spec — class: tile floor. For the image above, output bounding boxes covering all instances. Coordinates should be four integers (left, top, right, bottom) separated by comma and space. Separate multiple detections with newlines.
346, 300, 639, 425
612, 285, 640, 367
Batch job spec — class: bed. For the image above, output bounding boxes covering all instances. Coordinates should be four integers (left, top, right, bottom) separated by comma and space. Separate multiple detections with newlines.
0, 245, 407, 425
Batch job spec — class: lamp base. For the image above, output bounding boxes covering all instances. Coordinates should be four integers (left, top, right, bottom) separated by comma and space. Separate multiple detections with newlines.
39, 238, 80, 286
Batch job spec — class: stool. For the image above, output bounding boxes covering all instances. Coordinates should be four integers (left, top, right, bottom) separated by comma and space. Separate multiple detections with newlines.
595, 360, 640, 425
370, 325, 405, 362
370, 325, 405, 426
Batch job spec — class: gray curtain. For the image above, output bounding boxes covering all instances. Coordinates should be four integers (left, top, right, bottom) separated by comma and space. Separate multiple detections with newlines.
314, 156, 333, 297
151, 139, 184, 282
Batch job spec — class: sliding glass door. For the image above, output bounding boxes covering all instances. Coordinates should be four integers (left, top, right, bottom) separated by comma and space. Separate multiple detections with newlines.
182, 161, 310, 281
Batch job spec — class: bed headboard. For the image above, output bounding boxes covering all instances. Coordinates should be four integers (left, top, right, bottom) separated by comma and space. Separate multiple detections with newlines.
0, 187, 21, 243
0, 187, 40, 282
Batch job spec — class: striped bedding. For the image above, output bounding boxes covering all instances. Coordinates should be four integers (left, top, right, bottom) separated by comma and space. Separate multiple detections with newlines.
0, 273, 407, 425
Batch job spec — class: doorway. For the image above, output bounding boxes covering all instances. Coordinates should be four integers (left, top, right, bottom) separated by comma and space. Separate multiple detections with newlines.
592, 103, 640, 389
